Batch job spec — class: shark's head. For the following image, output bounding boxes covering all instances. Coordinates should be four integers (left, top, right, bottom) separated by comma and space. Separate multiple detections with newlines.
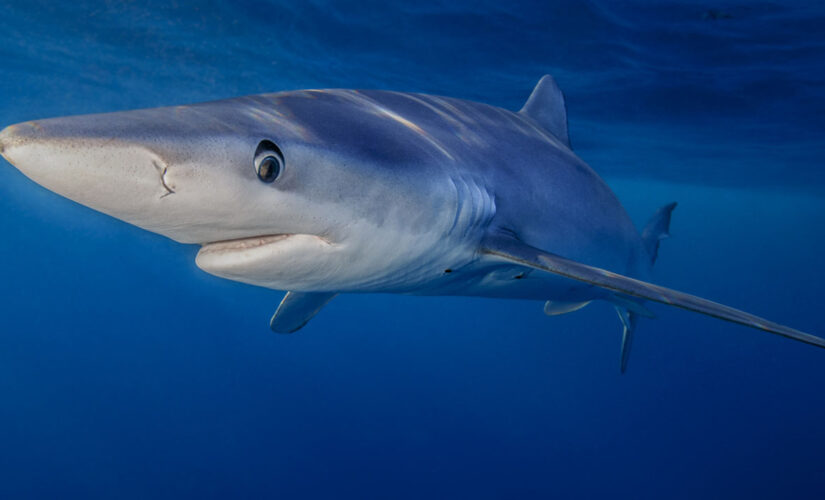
0, 92, 483, 292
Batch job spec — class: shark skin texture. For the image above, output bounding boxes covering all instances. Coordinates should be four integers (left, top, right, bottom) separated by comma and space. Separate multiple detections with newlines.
1, 75, 822, 371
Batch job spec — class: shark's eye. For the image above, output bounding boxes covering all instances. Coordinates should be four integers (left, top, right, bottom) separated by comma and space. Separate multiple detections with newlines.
256, 156, 281, 183
254, 140, 285, 183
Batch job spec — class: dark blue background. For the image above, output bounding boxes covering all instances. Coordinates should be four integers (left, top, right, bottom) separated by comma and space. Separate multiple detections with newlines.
1, 1, 823, 498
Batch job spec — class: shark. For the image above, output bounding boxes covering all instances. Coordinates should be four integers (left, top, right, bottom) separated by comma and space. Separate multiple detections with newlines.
1, 75, 822, 371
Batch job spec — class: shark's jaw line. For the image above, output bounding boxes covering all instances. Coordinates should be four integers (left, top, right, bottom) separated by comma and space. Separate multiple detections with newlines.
193, 231, 342, 293
200, 233, 293, 256
198, 233, 332, 257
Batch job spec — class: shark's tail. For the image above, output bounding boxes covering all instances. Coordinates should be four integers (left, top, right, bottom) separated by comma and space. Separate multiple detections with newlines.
615, 202, 678, 373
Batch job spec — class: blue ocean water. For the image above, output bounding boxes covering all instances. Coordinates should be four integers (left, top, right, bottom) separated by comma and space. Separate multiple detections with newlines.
0, 1, 823, 498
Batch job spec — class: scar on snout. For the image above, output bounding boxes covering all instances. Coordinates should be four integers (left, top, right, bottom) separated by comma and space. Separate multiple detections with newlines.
153, 161, 175, 198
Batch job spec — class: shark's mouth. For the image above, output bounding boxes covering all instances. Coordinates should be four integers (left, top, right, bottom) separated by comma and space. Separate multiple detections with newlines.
198, 234, 294, 257
195, 232, 335, 281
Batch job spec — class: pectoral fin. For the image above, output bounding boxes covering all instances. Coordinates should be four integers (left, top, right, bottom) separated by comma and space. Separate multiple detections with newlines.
270, 291, 337, 333
481, 235, 825, 349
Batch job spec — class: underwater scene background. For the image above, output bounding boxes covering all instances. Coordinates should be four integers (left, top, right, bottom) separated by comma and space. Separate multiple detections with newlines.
0, 1, 823, 498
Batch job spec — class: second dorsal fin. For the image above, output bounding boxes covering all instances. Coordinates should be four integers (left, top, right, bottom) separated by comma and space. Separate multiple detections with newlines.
519, 75, 571, 148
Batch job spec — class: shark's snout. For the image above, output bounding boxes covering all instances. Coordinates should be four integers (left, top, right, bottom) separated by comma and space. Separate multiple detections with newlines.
0, 117, 185, 233
0, 122, 41, 165
1, 120, 85, 179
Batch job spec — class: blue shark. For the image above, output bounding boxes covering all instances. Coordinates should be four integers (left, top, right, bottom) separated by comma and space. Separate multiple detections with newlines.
1, 75, 821, 371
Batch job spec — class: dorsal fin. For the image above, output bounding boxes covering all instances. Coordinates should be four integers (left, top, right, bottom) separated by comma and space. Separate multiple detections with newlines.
519, 75, 571, 148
